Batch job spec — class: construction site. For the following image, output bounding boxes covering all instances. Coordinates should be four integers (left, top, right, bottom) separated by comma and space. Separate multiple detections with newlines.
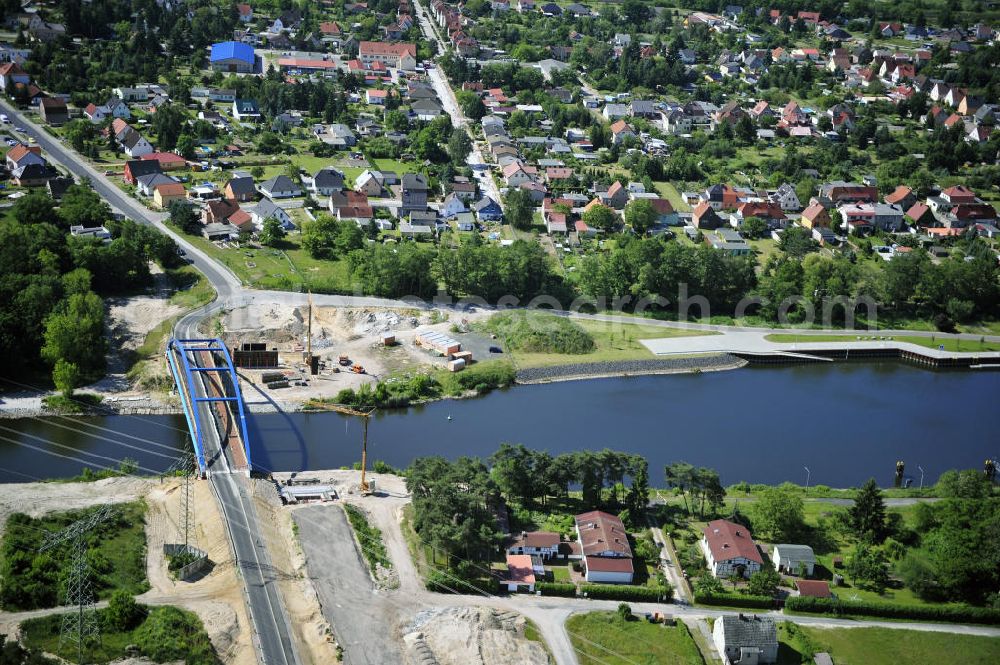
217, 301, 498, 410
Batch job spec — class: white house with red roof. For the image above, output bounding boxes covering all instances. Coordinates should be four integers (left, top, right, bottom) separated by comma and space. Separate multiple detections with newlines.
701, 519, 763, 579
574, 510, 634, 584
507, 531, 560, 560
504, 554, 537, 592
358, 41, 417, 70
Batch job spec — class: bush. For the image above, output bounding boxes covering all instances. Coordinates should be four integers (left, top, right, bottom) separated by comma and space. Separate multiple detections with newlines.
133, 606, 217, 665
481, 311, 596, 354
784, 596, 1000, 625
695, 592, 775, 609
343, 504, 391, 574
536, 582, 577, 597
581, 584, 672, 602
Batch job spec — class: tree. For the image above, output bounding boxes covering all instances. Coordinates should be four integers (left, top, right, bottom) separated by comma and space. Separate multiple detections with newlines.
59, 183, 110, 229
152, 103, 186, 151
457, 91, 487, 120
41, 291, 106, 377
504, 188, 534, 231
746, 568, 781, 597
582, 204, 618, 233
848, 478, 888, 543
750, 485, 805, 542
259, 217, 286, 247
935, 469, 993, 499
51, 359, 79, 398
625, 457, 649, 523
301, 215, 341, 260
176, 133, 196, 159
740, 217, 767, 240
624, 199, 657, 234
12, 191, 56, 227
665, 462, 696, 515
846, 542, 890, 592
616, 603, 632, 621
169, 201, 200, 235
447, 128, 472, 163
105, 590, 142, 631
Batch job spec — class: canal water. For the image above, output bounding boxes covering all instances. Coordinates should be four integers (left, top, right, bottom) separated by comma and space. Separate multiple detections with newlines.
0, 363, 997, 487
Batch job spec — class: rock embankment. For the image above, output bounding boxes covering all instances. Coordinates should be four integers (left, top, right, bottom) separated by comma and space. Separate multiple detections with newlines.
516, 354, 746, 383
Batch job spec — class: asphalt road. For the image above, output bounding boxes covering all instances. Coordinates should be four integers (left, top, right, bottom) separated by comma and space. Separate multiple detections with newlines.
179, 341, 301, 665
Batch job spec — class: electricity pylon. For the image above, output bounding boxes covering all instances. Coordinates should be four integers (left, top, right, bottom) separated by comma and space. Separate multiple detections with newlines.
164, 451, 196, 549
40, 504, 116, 665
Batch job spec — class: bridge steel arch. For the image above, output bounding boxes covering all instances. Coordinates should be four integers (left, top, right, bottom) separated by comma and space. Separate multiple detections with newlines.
167, 338, 253, 475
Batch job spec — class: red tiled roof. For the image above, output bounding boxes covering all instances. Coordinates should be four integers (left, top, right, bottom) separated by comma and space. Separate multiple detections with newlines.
884, 185, 912, 205
505, 555, 535, 584
510, 531, 560, 549
575, 510, 631, 558
702, 519, 762, 564
585, 556, 634, 573
796, 580, 832, 598
359, 41, 416, 57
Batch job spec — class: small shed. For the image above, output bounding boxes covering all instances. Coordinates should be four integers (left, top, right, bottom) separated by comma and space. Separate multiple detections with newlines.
772, 544, 816, 576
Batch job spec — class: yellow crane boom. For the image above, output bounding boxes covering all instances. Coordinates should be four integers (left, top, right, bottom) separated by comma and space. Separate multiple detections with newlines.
326, 404, 376, 494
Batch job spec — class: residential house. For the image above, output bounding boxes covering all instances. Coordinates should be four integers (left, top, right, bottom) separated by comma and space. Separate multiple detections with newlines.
0, 62, 29, 92
575, 511, 633, 584
713, 614, 778, 665
399, 173, 429, 216
46, 177, 74, 200
327, 123, 358, 148
120, 128, 154, 158
251, 198, 295, 231
232, 99, 261, 122
141, 152, 186, 171
337, 204, 375, 226
649, 198, 679, 226
820, 181, 878, 204
602, 103, 629, 121
225, 176, 257, 202
136, 173, 178, 197
770, 183, 801, 211
503, 162, 536, 188
609, 120, 635, 145
602, 181, 629, 210
701, 519, 763, 579
203, 199, 241, 225
355, 170, 386, 197
709, 229, 752, 256
39, 98, 68, 126
735, 201, 787, 230
123, 159, 161, 185
440, 193, 468, 218
366, 89, 389, 106
258, 175, 302, 199
411, 99, 443, 121
800, 203, 831, 229
399, 222, 433, 238
905, 203, 935, 227
883, 185, 915, 210
473, 196, 503, 222
693, 202, 724, 230
311, 168, 344, 196
503, 554, 536, 593
210, 41, 256, 73
83, 103, 109, 124
772, 544, 816, 576
153, 182, 186, 209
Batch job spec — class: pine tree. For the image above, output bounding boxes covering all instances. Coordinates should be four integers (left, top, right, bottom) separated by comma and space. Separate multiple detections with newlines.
849, 478, 888, 543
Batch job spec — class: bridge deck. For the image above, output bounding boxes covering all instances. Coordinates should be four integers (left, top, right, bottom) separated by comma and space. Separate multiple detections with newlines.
168, 338, 252, 476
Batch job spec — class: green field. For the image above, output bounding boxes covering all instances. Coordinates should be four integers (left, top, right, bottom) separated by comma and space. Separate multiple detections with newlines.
505, 317, 714, 368
779, 624, 1000, 665
565, 611, 705, 665
764, 333, 1000, 353
653, 181, 691, 212
173, 230, 352, 293
0, 502, 149, 611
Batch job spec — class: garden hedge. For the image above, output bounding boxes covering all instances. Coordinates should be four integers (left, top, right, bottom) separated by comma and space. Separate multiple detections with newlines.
536, 582, 577, 597
784, 596, 1000, 625
695, 592, 774, 609
580, 584, 673, 602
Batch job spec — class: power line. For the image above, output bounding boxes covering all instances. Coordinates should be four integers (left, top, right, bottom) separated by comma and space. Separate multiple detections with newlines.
0, 418, 178, 460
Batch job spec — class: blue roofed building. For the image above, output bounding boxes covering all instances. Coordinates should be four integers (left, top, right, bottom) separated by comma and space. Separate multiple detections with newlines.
210, 41, 256, 73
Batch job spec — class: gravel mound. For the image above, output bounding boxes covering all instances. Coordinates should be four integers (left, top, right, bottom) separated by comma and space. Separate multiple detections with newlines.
516, 354, 744, 383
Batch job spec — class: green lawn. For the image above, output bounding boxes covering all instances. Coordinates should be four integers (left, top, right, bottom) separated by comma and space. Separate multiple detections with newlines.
764, 333, 1000, 353
509, 318, 715, 368
171, 229, 352, 293
778, 623, 1000, 665
653, 181, 691, 212
565, 612, 705, 665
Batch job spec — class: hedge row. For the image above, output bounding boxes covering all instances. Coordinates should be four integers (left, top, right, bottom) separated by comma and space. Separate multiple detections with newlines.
536, 582, 577, 597
785, 596, 1000, 625
695, 592, 775, 609
581, 584, 673, 602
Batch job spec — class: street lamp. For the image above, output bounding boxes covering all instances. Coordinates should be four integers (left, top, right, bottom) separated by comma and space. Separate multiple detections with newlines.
804, 466, 811, 488
918, 466, 924, 490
